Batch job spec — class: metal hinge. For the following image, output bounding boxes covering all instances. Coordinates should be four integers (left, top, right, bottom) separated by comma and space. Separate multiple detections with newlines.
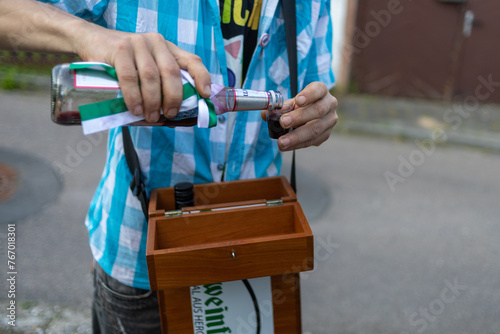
266, 199, 283, 207
164, 209, 183, 217
164, 200, 283, 217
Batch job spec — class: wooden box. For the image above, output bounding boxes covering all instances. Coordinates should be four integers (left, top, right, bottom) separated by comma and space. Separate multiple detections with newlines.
146, 176, 314, 333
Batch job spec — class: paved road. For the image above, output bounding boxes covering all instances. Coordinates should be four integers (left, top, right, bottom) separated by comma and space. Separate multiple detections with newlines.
288, 137, 500, 334
1, 90, 500, 333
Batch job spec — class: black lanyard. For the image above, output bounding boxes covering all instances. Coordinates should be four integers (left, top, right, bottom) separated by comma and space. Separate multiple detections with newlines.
280, 0, 298, 193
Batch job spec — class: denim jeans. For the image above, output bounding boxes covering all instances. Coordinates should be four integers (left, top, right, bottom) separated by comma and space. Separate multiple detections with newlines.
92, 262, 162, 334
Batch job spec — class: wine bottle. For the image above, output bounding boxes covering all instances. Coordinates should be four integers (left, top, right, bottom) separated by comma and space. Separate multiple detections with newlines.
51, 63, 285, 134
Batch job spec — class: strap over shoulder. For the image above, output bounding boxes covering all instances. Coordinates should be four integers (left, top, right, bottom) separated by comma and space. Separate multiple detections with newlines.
280, 0, 298, 194
122, 126, 149, 219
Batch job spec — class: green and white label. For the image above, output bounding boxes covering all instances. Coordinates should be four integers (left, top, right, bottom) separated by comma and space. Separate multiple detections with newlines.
68, 62, 218, 134
191, 277, 275, 334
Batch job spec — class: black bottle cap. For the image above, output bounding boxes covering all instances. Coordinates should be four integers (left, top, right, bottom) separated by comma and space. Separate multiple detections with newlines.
174, 182, 194, 192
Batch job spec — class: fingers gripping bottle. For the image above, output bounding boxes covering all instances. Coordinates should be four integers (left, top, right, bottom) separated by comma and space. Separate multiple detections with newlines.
51, 63, 287, 137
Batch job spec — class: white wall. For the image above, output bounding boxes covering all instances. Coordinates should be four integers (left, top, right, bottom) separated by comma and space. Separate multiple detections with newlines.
331, 0, 349, 83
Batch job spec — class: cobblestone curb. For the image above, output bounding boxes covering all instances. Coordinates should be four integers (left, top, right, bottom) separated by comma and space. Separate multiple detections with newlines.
337, 94, 500, 152
0, 301, 91, 334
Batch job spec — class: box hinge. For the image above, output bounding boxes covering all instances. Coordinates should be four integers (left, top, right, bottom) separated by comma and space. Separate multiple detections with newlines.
164, 209, 183, 218
163, 200, 283, 217
266, 199, 283, 207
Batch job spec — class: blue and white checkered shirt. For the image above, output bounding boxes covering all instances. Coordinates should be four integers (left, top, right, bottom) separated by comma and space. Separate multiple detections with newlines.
43, 0, 335, 289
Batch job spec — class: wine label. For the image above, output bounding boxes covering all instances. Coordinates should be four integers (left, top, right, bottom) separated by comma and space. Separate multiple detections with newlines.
69, 62, 217, 134
190, 277, 275, 334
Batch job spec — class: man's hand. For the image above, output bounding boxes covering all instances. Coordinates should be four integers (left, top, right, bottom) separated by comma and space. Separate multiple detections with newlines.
77, 30, 212, 122
263, 82, 338, 151
1, 0, 212, 123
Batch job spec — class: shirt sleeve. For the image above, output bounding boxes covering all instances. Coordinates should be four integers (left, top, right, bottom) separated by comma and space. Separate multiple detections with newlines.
38, 0, 109, 23
304, 0, 335, 89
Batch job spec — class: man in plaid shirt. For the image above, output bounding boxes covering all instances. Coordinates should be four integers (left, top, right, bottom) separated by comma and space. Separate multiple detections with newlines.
1, 0, 338, 332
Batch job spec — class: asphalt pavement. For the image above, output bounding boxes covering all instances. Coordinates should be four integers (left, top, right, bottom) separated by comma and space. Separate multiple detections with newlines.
1, 87, 500, 334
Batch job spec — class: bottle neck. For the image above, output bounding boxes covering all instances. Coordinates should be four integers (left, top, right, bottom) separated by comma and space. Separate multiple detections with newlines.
213, 88, 283, 114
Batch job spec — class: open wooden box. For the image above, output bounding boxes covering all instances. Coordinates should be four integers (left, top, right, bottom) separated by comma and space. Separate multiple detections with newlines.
146, 176, 314, 333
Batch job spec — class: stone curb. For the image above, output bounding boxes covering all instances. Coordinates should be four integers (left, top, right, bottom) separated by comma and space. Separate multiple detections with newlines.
339, 120, 500, 152
337, 94, 500, 152
0, 301, 91, 334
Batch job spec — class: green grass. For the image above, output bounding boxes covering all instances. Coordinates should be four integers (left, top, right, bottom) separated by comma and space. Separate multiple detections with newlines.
0, 68, 25, 90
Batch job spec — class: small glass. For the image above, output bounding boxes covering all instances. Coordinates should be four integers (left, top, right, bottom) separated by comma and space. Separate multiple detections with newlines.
266, 104, 293, 139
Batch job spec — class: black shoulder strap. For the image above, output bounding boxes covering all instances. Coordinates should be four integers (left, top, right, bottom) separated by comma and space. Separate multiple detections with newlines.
280, 0, 298, 194
122, 126, 149, 219
281, 0, 297, 97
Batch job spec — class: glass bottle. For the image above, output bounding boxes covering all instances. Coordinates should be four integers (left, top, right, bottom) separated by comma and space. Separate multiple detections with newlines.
174, 182, 195, 209
51, 63, 285, 129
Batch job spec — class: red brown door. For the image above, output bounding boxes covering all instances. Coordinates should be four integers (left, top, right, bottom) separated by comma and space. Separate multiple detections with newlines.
453, 0, 500, 103
350, 0, 500, 103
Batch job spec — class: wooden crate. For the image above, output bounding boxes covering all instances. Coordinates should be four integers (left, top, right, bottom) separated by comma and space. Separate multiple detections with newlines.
146, 176, 314, 333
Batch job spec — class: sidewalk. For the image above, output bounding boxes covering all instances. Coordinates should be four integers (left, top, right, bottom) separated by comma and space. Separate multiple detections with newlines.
8, 71, 500, 151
